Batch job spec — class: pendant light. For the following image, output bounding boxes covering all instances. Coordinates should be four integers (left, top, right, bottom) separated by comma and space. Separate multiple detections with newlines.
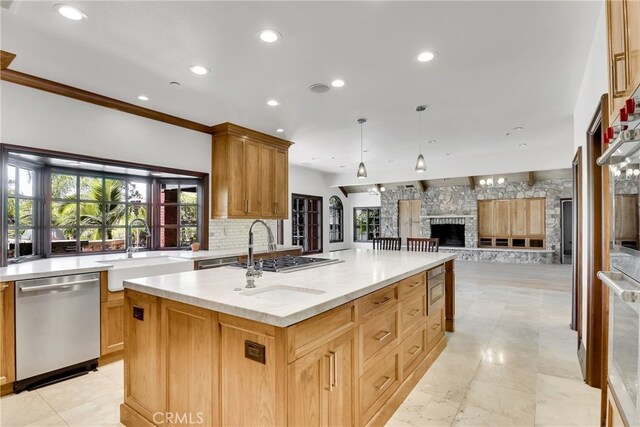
415, 105, 427, 173
357, 118, 368, 179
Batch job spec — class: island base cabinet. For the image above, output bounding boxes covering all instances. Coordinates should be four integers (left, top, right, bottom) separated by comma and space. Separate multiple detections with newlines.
288, 330, 357, 427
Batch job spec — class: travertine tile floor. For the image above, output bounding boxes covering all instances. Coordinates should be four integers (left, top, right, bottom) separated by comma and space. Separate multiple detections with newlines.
0, 260, 599, 427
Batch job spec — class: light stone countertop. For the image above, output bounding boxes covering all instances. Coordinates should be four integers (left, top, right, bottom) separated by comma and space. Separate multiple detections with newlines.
0, 246, 302, 282
124, 249, 456, 327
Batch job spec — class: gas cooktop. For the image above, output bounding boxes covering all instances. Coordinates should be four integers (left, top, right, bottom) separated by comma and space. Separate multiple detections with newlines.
231, 255, 343, 273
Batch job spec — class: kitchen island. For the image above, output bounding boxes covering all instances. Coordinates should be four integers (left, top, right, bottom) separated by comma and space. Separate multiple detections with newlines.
120, 249, 456, 427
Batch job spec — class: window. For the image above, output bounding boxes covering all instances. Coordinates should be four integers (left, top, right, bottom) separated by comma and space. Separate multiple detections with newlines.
50, 172, 150, 253
329, 196, 343, 243
354, 207, 380, 242
6, 163, 42, 259
159, 182, 200, 248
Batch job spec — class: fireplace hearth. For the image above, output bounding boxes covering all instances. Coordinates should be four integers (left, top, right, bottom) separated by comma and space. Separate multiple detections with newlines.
431, 224, 465, 247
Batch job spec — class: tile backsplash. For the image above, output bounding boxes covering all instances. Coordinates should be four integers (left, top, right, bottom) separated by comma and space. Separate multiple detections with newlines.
209, 219, 279, 250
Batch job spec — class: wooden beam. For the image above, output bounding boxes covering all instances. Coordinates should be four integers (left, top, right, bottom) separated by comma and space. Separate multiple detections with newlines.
468, 176, 475, 188
528, 171, 535, 187
418, 180, 427, 192
0, 68, 212, 134
339, 186, 349, 198
1, 51, 16, 70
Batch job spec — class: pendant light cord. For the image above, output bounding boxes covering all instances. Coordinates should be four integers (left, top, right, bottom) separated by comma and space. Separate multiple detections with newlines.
360, 122, 364, 162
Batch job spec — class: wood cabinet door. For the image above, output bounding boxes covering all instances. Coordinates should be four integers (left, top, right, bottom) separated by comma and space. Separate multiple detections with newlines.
493, 200, 511, 236
260, 145, 276, 218
244, 140, 262, 217
510, 199, 528, 237
228, 136, 247, 217
477, 200, 494, 236
274, 149, 288, 219
607, 0, 630, 116
627, 0, 640, 94
0, 282, 15, 385
528, 198, 546, 236
288, 331, 355, 427
100, 299, 124, 355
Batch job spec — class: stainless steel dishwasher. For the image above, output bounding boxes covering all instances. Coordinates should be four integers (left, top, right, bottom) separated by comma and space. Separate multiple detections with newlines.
15, 272, 100, 392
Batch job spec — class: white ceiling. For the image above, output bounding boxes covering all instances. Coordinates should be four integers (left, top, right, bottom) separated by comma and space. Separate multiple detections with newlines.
1, 1, 601, 186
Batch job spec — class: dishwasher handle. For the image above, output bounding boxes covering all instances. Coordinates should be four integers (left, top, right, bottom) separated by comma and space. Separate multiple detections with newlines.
19, 279, 98, 293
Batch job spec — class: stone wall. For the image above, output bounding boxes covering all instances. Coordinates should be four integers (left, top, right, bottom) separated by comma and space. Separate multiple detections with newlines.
380, 179, 573, 263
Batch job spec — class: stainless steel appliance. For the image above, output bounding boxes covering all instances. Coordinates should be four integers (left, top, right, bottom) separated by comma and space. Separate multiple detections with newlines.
598, 92, 640, 425
232, 255, 344, 273
197, 256, 239, 270
14, 272, 100, 392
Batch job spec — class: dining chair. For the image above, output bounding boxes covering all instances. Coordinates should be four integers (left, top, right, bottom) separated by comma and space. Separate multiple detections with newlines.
406, 237, 440, 252
372, 237, 402, 250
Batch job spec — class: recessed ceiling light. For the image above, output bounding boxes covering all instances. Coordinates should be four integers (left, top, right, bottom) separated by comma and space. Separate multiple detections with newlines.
267, 99, 280, 107
340, 165, 346, 168
53, 4, 87, 21
258, 29, 281, 43
169, 81, 181, 86
446, 153, 453, 156
519, 143, 527, 147
513, 126, 524, 131
416, 51, 437, 63
428, 139, 436, 144
137, 95, 149, 101
276, 128, 284, 133
363, 150, 369, 153
331, 79, 345, 88
189, 65, 209, 75
388, 160, 394, 163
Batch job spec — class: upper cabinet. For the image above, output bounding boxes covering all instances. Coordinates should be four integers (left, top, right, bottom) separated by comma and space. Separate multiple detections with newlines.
607, 0, 640, 122
211, 123, 292, 219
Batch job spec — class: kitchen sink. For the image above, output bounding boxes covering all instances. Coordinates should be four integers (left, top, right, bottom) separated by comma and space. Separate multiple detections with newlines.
99, 256, 194, 291
241, 285, 325, 303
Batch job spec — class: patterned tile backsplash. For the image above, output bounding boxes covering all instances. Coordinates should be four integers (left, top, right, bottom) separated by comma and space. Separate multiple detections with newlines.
209, 219, 279, 250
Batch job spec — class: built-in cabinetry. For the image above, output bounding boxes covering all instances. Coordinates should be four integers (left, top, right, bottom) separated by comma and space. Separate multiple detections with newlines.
0, 281, 15, 395
606, 0, 640, 123
120, 261, 455, 427
292, 194, 322, 254
478, 198, 546, 249
211, 123, 291, 220
399, 200, 421, 242
100, 272, 125, 358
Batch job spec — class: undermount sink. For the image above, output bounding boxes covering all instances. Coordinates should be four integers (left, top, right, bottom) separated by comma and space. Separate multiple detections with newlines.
241, 285, 326, 303
100, 256, 194, 291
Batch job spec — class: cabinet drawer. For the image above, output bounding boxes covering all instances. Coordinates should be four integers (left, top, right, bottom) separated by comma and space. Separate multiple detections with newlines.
398, 272, 426, 300
427, 265, 445, 280
402, 323, 427, 378
360, 348, 401, 424
287, 302, 356, 362
427, 275, 445, 313
401, 291, 426, 338
427, 304, 445, 351
360, 305, 399, 367
358, 285, 398, 319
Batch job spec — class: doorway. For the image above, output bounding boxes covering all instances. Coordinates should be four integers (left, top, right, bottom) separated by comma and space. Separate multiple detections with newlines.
561, 199, 573, 264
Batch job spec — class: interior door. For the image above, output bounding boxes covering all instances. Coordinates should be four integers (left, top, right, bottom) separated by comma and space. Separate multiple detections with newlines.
399, 200, 410, 243
410, 200, 421, 238
561, 199, 573, 264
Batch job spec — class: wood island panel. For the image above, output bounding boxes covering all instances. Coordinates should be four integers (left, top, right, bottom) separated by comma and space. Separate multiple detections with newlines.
1, 281, 15, 393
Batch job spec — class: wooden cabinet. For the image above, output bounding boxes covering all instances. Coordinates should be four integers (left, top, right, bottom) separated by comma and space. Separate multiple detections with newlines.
477, 198, 546, 248
0, 282, 15, 389
288, 330, 356, 427
399, 199, 421, 242
606, 0, 640, 122
606, 385, 626, 427
211, 123, 291, 220
101, 299, 124, 355
477, 200, 494, 236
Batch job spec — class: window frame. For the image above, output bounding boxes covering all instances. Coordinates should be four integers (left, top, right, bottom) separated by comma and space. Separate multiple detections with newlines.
155, 179, 203, 249
329, 196, 344, 243
353, 207, 381, 242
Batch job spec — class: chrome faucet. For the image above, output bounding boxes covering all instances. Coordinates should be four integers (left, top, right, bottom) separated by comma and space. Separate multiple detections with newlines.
126, 218, 150, 258
246, 220, 277, 288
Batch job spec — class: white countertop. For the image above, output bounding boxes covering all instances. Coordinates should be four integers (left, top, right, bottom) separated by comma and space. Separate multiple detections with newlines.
0, 246, 302, 282
124, 249, 456, 327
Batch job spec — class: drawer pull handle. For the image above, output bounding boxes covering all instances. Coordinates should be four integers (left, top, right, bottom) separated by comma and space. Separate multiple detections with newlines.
409, 345, 422, 355
325, 351, 337, 391
432, 323, 441, 330
409, 281, 421, 288
374, 330, 392, 341
375, 376, 392, 391
408, 309, 421, 317
374, 296, 392, 306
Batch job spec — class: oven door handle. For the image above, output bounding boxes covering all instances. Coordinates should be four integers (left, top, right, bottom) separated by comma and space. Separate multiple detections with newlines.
598, 271, 640, 303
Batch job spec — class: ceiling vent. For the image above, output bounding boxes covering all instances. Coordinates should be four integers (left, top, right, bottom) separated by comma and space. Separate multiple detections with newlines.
309, 83, 330, 94
1, 0, 15, 9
